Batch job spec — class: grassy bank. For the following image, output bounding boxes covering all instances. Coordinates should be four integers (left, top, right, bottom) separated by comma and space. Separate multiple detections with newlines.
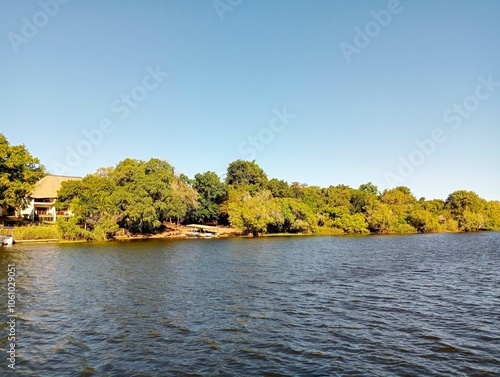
12, 225, 60, 240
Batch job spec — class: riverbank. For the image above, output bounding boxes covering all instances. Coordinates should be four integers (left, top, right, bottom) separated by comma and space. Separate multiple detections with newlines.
4, 221, 496, 245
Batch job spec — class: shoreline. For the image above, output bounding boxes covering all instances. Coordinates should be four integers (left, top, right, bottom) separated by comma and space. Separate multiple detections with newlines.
10, 229, 496, 245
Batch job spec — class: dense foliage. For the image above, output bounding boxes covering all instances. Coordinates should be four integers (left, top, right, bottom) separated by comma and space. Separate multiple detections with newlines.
56, 158, 198, 240
0, 134, 45, 215
1, 132, 498, 239
55, 158, 500, 239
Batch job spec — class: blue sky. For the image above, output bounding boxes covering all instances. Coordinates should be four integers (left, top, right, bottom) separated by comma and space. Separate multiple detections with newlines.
1, 0, 499, 200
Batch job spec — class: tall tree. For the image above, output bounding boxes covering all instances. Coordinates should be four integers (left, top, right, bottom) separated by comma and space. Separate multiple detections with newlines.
228, 189, 280, 236
111, 158, 178, 233
225, 160, 268, 190
56, 173, 118, 240
0, 134, 45, 216
445, 190, 486, 230
190, 171, 227, 224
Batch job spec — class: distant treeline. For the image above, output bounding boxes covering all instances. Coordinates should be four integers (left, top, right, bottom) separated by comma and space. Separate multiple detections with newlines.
54, 158, 499, 240
1, 132, 498, 241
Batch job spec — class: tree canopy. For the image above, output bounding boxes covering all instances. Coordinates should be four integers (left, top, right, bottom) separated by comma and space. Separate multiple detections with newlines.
0, 134, 45, 215
2, 133, 497, 239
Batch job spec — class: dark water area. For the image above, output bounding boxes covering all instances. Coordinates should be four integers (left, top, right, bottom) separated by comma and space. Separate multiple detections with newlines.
0, 233, 499, 376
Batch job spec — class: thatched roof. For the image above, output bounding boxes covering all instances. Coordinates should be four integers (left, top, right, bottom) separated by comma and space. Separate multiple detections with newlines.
31, 175, 82, 199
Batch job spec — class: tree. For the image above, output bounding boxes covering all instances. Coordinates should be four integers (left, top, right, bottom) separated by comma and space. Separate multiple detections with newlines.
359, 182, 378, 196
111, 158, 179, 233
325, 206, 369, 234
366, 203, 398, 233
225, 160, 268, 189
484, 201, 500, 230
56, 173, 118, 240
274, 198, 316, 233
228, 190, 281, 236
407, 209, 440, 233
266, 178, 292, 198
351, 188, 377, 214
190, 171, 227, 224
166, 177, 199, 224
0, 134, 45, 216
445, 190, 486, 231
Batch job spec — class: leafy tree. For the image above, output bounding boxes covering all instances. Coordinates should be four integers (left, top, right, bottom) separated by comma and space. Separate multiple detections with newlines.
484, 201, 500, 230
189, 171, 227, 224
445, 190, 486, 230
228, 189, 281, 236
351, 188, 377, 214
266, 178, 292, 198
111, 158, 181, 232
419, 199, 445, 214
289, 182, 307, 200
225, 160, 268, 189
366, 203, 399, 233
324, 205, 369, 234
274, 197, 316, 233
0, 134, 45, 215
301, 186, 325, 213
56, 173, 118, 240
407, 209, 440, 233
323, 185, 353, 210
166, 177, 199, 224
359, 182, 378, 196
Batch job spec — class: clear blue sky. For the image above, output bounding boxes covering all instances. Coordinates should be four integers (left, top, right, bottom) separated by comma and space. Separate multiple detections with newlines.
1, 0, 499, 200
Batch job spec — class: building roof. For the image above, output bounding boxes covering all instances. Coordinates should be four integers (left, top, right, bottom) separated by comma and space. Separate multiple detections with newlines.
31, 175, 82, 199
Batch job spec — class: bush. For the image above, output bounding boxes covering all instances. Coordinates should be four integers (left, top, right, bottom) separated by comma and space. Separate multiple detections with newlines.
12, 225, 60, 240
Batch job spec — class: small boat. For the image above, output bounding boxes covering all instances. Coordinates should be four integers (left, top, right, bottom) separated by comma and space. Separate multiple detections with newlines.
0, 226, 14, 246
185, 224, 219, 238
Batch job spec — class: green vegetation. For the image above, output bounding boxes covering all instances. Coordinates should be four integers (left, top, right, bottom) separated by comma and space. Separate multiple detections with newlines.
0, 134, 45, 216
34, 158, 500, 239
56, 158, 198, 240
1, 132, 499, 240
12, 224, 60, 240
54, 157, 497, 239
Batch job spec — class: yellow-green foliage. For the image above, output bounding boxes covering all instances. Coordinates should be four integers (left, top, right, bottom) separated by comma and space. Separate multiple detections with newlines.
313, 226, 345, 236
13, 225, 60, 240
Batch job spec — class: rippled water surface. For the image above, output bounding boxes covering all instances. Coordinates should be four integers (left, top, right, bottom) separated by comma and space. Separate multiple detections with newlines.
1, 233, 499, 376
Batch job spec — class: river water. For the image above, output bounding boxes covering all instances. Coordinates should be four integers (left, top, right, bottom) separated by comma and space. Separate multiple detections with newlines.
0, 233, 499, 376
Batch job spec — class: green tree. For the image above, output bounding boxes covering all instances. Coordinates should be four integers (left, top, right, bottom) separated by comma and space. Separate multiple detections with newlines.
324, 205, 369, 234
266, 178, 292, 198
366, 203, 398, 233
228, 189, 281, 236
111, 158, 179, 233
351, 187, 377, 214
56, 173, 118, 240
358, 182, 378, 196
445, 190, 486, 231
190, 171, 227, 224
484, 201, 500, 230
323, 185, 353, 210
274, 197, 316, 233
166, 177, 199, 225
225, 160, 268, 190
0, 134, 45, 215
407, 209, 440, 233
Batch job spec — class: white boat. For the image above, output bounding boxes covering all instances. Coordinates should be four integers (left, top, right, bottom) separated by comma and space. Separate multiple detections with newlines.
0, 227, 14, 246
2, 235, 13, 245
185, 224, 219, 238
